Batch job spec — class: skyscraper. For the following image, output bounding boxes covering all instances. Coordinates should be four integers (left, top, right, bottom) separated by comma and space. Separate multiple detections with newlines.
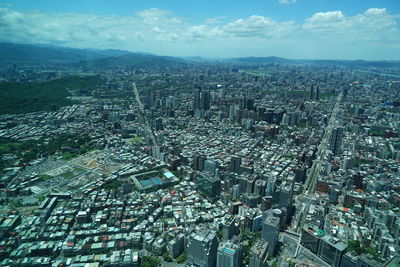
217, 241, 241, 267
222, 217, 235, 241
249, 239, 269, 267
315, 86, 320, 101
261, 216, 280, 256
187, 228, 218, 267
201, 90, 211, 111
266, 174, 276, 197
317, 235, 347, 267
329, 127, 344, 156
309, 85, 314, 100
197, 173, 221, 199
230, 156, 242, 174
193, 88, 201, 110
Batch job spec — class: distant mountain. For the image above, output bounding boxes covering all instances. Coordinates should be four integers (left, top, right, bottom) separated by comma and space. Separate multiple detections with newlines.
227, 56, 295, 64
226, 56, 400, 68
76, 53, 186, 69
0, 43, 133, 66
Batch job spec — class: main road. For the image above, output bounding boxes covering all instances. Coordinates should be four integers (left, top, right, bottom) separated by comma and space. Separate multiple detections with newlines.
304, 91, 343, 195
132, 82, 158, 146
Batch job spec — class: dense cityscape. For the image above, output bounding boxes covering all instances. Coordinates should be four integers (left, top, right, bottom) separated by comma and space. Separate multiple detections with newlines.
0, 47, 400, 267
0, 1, 400, 266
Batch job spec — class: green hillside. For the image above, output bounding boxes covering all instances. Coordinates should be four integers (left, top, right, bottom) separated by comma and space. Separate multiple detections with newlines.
0, 76, 102, 114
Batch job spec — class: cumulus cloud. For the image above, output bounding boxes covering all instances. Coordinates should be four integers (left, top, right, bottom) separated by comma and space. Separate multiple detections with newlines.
303, 8, 400, 42
0, 6, 398, 59
222, 15, 297, 38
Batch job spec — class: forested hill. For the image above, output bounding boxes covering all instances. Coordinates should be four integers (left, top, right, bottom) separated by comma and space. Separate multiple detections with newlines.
0, 76, 103, 115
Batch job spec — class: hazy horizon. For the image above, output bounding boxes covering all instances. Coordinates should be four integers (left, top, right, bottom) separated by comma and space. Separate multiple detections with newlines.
0, 0, 399, 60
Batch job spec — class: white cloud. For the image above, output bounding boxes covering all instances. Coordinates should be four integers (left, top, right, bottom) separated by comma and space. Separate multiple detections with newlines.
278, 0, 297, 5
303, 8, 400, 42
221, 15, 297, 38
0, 6, 398, 59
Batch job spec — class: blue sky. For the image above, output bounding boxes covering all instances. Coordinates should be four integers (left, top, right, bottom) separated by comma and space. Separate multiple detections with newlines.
0, 0, 399, 59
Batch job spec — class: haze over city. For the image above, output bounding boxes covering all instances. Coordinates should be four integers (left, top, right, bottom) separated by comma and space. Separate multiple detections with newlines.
0, 0, 399, 59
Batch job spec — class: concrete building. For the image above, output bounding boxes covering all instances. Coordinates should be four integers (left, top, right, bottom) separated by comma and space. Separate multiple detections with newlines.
168, 234, 184, 258
261, 216, 279, 256
222, 217, 235, 241
329, 127, 344, 156
249, 239, 269, 267
301, 223, 324, 254
197, 173, 221, 200
217, 241, 240, 267
317, 235, 347, 267
187, 228, 218, 267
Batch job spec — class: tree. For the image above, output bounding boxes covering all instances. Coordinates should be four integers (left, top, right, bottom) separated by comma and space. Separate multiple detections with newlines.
176, 251, 187, 264
141, 256, 160, 267
163, 252, 172, 262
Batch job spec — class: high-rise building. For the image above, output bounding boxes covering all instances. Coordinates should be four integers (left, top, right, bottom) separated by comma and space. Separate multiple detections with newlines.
249, 239, 269, 267
197, 173, 221, 199
309, 85, 314, 100
217, 241, 241, 267
201, 90, 211, 111
301, 223, 324, 254
278, 181, 293, 209
315, 86, 320, 101
187, 229, 218, 267
204, 160, 219, 176
317, 235, 347, 267
329, 127, 344, 156
154, 118, 163, 131
261, 216, 280, 256
266, 174, 276, 197
193, 88, 201, 110
222, 217, 236, 241
168, 234, 184, 258
353, 172, 363, 189
230, 156, 242, 174
193, 155, 205, 171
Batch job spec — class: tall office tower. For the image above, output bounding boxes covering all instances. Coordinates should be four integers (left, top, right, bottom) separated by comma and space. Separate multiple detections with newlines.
222, 217, 235, 241
239, 177, 247, 194
217, 241, 241, 267
249, 239, 269, 267
154, 118, 163, 131
278, 181, 293, 209
246, 98, 255, 111
197, 173, 221, 199
193, 155, 205, 171
193, 88, 201, 110
309, 85, 314, 100
230, 156, 242, 174
187, 229, 218, 267
317, 235, 347, 267
353, 172, 363, 189
253, 180, 265, 196
315, 86, 320, 101
261, 216, 280, 256
329, 127, 344, 156
204, 160, 219, 176
266, 174, 276, 197
201, 90, 211, 111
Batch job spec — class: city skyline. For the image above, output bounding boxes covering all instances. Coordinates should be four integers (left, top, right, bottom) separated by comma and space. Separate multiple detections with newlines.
0, 0, 399, 60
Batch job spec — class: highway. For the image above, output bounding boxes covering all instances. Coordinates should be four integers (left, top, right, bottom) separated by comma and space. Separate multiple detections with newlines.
132, 82, 158, 146
304, 91, 343, 195
293, 91, 343, 264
